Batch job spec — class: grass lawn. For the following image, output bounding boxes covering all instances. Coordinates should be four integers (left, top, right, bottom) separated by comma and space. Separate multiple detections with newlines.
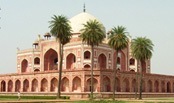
1, 97, 174, 103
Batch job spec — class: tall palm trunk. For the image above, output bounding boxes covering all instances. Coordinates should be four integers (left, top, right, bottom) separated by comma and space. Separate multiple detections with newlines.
90, 45, 94, 100
135, 71, 138, 99
139, 61, 143, 99
57, 38, 63, 99
112, 50, 118, 100
135, 60, 139, 99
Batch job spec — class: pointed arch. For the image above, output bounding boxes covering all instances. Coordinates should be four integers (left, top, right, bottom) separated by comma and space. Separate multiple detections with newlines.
23, 79, 29, 92
87, 78, 98, 92
98, 53, 107, 69
115, 77, 121, 92
142, 80, 146, 92
129, 58, 135, 65
122, 78, 130, 92
167, 82, 171, 93
31, 79, 38, 92
44, 49, 58, 71
147, 80, 152, 92
161, 81, 165, 92
8, 80, 13, 92
173, 82, 174, 92
21, 59, 28, 73
1, 80, 6, 92
66, 53, 76, 69
15, 80, 21, 92
34, 57, 40, 64
34, 69, 40, 72
84, 64, 91, 69
154, 80, 159, 92
131, 79, 136, 92
61, 77, 69, 92
103, 76, 111, 92
50, 78, 58, 92
84, 51, 91, 59
41, 78, 48, 92
72, 77, 81, 92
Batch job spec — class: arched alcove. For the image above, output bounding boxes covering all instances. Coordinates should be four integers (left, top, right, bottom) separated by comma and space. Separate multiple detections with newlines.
84, 51, 91, 59
161, 81, 165, 92
122, 78, 130, 92
130, 58, 135, 65
8, 80, 13, 92
50, 78, 58, 92
23, 79, 29, 92
31, 79, 38, 92
41, 78, 48, 92
115, 77, 121, 92
154, 80, 159, 92
167, 82, 171, 93
98, 53, 106, 69
21, 59, 28, 73
132, 79, 136, 92
1, 80, 6, 92
103, 76, 111, 92
61, 77, 69, 92
142, 80, 145, 92
15, 80, 21, 92
72, 77, 81, 92
84, 64, 91, 69
87, 78, 98, 92
147, 80, 152, 92
34, 57, 40, 64
66, 53, 76, 69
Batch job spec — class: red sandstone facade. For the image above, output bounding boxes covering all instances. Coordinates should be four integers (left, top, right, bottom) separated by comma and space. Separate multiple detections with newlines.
0, 12, 173, 98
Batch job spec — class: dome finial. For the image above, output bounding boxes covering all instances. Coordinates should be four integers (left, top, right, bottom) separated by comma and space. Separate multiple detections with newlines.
83, 3, 86, 12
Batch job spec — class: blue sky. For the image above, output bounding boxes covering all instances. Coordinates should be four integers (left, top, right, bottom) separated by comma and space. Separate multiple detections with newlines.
0, 0, 174, 75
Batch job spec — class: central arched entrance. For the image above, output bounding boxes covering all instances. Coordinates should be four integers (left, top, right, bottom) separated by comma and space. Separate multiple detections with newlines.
44, 49, 58, 71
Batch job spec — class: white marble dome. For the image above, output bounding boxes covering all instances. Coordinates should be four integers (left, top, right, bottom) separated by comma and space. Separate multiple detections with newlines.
69, 12, 106, 33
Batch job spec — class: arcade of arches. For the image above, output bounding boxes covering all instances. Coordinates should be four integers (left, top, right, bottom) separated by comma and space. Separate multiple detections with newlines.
1, 71, 174, 94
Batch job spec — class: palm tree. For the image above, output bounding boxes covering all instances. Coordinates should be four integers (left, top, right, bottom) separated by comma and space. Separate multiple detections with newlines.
131, 37, 154, 99
108, 26, 128, 100
49, 15, 72, 98
79, 19, 105, 100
